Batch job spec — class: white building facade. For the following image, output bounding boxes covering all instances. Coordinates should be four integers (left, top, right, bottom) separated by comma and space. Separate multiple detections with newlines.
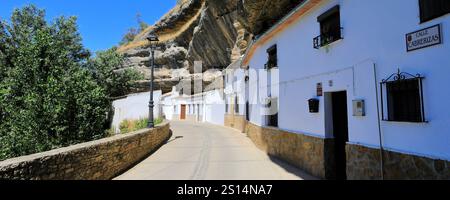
111, 91, 162, 134
242, 0, 450, 179
159, 87, 226, 126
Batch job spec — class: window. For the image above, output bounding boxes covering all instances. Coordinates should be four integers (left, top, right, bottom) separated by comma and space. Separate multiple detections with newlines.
381, 70, 426, 123
265, 97, 278, 127
268, 113, 278, 127
419, 0, 450, 23
314, 5, 342, 49
265, 45, 277, 69
266, 97, 278, 127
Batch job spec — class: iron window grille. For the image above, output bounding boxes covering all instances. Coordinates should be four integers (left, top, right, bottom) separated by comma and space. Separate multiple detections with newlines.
265, 45, 278, 70
419, 0, 450, 23
380, 69, 426, 123
314, 5, 343, 49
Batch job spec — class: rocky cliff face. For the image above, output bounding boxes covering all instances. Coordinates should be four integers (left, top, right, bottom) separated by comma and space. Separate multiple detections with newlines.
119, 0, 305, 94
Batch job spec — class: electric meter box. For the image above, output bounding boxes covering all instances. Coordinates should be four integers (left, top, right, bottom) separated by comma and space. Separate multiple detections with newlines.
353, 100, 365, 117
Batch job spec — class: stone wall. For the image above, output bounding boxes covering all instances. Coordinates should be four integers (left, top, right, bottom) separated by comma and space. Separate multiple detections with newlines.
346, 143, 450, 180
246, 122, 328, 179
0, 122, 171, 180
224, 114, 247, 133
244, 123, 450, 180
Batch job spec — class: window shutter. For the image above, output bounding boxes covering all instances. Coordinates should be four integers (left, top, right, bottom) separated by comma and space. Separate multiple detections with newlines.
419, 0, 450, 22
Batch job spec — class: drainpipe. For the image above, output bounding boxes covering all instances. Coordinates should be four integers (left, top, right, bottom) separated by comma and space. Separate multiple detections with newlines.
373, 64, 385, 180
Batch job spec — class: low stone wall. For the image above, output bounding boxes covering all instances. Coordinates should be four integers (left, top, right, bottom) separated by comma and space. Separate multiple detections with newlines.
243, 122, 450, 180
346, 143, 450, 180
246, 122, 328, 179
0, 122, 171, 180
225, 114, 247, 133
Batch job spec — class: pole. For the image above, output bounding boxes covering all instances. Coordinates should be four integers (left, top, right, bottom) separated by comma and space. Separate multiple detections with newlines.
148, 44, 155, 128
373, 64, 385, 180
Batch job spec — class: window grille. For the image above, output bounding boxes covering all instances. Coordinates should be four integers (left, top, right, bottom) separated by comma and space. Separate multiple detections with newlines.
380, 69, 426, 123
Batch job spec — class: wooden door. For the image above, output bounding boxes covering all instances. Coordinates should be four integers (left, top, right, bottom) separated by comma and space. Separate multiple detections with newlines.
180, 105, 186, 120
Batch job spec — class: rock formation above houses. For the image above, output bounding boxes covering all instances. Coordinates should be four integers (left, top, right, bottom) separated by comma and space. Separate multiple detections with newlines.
118, 0, 306, 94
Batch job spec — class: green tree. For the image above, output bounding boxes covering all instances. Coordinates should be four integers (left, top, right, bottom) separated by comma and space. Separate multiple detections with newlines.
119, 12, 149, 45
119, 27, 139, 45
136, 12, 149, 32
87, 47, 143, 97
0, 5, 111, 160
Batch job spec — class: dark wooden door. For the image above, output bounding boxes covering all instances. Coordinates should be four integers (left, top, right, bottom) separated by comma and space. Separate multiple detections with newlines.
180, 105, 186, 120
332, 91, 349, 180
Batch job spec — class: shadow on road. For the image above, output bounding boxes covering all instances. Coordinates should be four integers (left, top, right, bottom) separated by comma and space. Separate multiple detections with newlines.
166, 135, 184, 144
268, 155, 320, 180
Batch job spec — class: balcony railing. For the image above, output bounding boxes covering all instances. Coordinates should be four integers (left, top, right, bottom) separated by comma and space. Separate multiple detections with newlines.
264, 60, 278, 70
313, 28, 343, 49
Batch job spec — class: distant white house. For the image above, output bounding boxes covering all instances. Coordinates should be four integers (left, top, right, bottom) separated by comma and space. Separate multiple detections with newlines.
111, 91, 162, 134
159, 87, 225, 126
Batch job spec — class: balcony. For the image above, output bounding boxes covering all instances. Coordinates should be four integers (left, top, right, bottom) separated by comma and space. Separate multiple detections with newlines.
313, 28, 343, 49
264, 60, 278, 70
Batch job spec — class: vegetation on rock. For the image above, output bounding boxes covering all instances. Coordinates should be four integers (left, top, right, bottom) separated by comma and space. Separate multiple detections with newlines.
87, 47, 143, 98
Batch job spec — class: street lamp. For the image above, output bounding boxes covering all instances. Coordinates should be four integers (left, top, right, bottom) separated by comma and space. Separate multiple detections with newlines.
146, 33, 159, 128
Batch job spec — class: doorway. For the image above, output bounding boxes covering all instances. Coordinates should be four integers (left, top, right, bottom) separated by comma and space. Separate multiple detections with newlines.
328, 91, 349, 180
180, 104, 186, 120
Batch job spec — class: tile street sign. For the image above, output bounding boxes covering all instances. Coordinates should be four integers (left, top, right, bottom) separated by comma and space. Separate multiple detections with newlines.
406, 24, 442, 52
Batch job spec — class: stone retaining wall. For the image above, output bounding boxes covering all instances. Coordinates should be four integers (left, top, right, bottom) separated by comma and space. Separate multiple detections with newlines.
225, 114, 247, 133
346, 143, 450, 180
246, 122, 328, 179
0, 122, 171, 180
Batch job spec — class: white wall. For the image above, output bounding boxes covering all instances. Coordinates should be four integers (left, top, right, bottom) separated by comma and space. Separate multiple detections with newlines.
111, 91, 162, 133
246, 0, 450, 160
203, 90, 225, 125
158, 89, 226, 125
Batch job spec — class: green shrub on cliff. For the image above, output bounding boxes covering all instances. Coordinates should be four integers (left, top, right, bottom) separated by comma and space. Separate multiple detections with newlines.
0, 5, 112, 160
87, 48, 143, 98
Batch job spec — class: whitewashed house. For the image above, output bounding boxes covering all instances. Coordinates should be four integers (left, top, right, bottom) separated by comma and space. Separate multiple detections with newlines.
241, 0, 450, 180
159, 87, 225, 125
111, 91, 162, 133
223, 58, 249, 132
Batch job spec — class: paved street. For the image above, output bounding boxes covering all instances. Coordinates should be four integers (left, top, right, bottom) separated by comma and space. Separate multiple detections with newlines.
114, 121, 317, 180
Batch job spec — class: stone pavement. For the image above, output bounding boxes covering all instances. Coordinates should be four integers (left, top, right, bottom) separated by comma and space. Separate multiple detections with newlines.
114, 121, 318, 180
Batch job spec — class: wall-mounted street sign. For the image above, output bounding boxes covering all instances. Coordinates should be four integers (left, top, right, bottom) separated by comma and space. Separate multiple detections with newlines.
406, 24, 442, 52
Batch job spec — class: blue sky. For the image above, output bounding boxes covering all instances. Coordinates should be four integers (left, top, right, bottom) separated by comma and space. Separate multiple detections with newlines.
0, 0, 176, 52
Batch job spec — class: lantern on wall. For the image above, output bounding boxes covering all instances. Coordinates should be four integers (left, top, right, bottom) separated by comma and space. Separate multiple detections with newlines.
308, 98, 320, 113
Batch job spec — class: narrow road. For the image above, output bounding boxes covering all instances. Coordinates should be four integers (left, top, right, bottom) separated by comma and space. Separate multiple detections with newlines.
114, 121, 317, 180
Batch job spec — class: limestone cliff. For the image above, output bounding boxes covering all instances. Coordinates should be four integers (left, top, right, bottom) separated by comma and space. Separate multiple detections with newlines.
119, 0, 306, 94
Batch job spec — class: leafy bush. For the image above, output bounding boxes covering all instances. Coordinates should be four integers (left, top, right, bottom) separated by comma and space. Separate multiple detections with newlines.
0, 5, 112, 160
119, 12, 149, 46
87, 48, 143, 98
119, 28, 139, 46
